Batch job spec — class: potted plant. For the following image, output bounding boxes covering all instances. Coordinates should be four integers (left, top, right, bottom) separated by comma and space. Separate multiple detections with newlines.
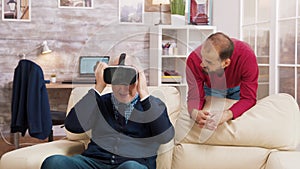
169, 0, 186, 25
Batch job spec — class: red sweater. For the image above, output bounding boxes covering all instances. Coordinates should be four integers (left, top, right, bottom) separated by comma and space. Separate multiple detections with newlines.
186, 39, 259, 119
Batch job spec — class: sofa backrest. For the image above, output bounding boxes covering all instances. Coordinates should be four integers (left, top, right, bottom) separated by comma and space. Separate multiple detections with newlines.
65, 86, 181, 141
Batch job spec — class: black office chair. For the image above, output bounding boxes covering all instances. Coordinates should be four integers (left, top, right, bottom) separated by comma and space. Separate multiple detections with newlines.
11, 59, 66, 148
48, 110, 66, 142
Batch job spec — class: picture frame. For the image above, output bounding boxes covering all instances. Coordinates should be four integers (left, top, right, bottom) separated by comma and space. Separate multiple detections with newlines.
58, 0, 93, 9
119, 0, 144, 24
2, 0, 31, 21
188, 0, 212, 25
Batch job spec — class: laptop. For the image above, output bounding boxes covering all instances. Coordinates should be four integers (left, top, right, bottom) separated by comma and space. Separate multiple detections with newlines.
62, 56, 110, 84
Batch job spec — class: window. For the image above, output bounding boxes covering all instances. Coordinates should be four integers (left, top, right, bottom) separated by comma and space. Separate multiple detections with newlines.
241, 0, 300, 106
241, 0, 271, 99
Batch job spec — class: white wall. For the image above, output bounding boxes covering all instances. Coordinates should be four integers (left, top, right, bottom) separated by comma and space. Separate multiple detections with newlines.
212, 0, 240, 39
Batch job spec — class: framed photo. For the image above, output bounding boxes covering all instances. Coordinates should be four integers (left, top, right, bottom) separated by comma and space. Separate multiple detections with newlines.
58, 0, 93, 8
2, 0, 31, 21
119, 0, 144, 24
188, 0, 212, 25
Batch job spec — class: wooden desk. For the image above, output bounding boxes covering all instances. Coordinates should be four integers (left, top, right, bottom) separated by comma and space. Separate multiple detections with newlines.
46, 83, 94, 112
7, 82, 95, 89
46, 83, 95, 89
4, 82, 95, 114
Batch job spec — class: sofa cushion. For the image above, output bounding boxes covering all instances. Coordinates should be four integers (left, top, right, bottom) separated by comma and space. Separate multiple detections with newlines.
175, 93, 300, 150
156, 139, 174, 169
265, 151, 300, 169
172, 143, 272, 169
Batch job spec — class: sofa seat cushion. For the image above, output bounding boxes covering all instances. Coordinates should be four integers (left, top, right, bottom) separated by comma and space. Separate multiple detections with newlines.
172, 143, 272, 169
175, 93, 300, 150
156, 140, 174, 169
265, 151, 300, 169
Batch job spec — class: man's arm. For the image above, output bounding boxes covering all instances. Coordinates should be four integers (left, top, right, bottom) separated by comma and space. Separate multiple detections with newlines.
229, 53, 259, 119
94, 61, 108, 93
141, 96, 174, 144
186, 51, 206, 114
65, 89, 99, 133
65, 61, 108, 133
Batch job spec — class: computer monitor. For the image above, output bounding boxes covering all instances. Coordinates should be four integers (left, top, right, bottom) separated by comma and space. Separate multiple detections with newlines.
79, 56, 110, 77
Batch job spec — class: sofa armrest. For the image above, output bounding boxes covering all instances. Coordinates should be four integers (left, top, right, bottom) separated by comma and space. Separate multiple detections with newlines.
0, 140, 85, 169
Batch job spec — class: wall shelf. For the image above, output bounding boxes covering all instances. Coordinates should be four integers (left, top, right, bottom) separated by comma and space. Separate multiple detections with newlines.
149, 25, 216, 87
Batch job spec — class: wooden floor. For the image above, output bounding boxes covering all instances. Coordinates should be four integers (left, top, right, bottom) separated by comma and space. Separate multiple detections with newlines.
0, 133, 64, 157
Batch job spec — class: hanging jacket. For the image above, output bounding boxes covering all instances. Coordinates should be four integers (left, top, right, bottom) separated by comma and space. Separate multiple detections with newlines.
11, 59, 52, 140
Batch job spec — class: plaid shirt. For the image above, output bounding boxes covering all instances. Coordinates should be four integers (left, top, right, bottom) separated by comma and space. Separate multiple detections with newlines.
111, 94, 139, 125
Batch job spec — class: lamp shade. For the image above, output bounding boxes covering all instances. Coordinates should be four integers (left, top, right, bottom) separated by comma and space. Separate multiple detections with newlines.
152, 0, 170, 5
7, 0, 17, 11
41, 41, 52, 54
18, 41, 52, 59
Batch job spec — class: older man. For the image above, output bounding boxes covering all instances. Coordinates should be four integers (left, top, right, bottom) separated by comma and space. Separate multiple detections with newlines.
41, 53, 174, 169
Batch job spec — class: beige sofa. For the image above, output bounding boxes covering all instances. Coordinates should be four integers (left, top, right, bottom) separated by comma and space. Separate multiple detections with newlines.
1, 86, 300, 169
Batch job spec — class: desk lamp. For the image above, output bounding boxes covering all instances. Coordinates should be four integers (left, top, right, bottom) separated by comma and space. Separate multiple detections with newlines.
152, 0, 170, 25
18, 41, 52, 59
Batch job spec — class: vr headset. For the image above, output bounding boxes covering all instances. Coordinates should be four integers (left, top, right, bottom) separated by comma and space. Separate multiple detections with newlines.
103, 53, 138, 85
